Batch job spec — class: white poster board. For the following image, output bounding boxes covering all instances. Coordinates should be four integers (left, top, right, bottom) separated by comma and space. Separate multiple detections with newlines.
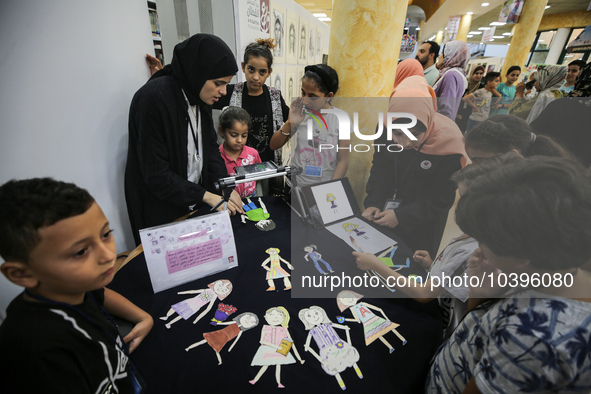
140, 211, 238, 293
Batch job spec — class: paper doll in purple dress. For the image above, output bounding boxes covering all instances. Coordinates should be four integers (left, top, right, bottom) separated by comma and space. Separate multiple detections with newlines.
304, 244, 334, 275
185, 312, 259, 365
336, 290, 406, 353
159, 279, 232, 328
299, 306, 362, 390
250, 306, 305, 388
327, 193, 338, 210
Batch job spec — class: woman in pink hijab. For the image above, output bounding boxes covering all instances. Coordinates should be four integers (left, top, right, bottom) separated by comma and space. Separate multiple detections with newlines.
363, 76, 467, 257
432, 41, 470, 121
391, 59, 425, 93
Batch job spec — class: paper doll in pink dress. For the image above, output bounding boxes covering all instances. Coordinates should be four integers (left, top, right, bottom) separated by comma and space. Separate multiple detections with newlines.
159, 279, 232, 329
185, 312, 259, 365
262, 248, 294, 291
299, 306, 362, 390
250, 306, 305, 388
336, 290, 407, 353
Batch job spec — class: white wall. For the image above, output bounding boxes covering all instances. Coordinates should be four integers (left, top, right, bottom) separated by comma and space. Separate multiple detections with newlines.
0, 0, 154, 319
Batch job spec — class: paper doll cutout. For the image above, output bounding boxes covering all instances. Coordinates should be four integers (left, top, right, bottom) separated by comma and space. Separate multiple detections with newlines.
210, 303, 237, 326
159, 279, 232, 328
241, 197, 276, 231
298, 306, 362, 390
185, 312, 259, 365
304, 244, 334, 275
262, 248, 293, 291
250, 307, 305, 388
336, 290, 407, 353
342, 222, 367, 238
377, 245, 399, 268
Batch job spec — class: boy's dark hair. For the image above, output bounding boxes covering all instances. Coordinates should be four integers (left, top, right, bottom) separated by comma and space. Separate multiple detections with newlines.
484, 71, 501, 84
0, 178, 95, 263
569, 59, 586, 70
465, 115, 574, 159
219, 106, 252, 133
456, 157, 591, 269
506, 65, 521, 75
303, 64, 339, 96
451, 151, 523, 188
244, 38, 275, 69
423, 41, 440, 58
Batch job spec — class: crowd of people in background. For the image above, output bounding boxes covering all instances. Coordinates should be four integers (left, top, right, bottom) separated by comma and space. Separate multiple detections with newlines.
1, 32, 591, 393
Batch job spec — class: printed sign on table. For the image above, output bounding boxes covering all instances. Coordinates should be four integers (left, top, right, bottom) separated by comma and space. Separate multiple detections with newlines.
140, 211, 238, 293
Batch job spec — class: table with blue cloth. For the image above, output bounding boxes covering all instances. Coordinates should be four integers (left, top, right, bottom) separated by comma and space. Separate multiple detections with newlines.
108, 197, 443, 394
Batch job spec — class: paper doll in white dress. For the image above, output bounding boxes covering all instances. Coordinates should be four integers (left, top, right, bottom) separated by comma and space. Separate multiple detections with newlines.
185, 312, 259, 365
250, 306, 305, 388
159, 279, 232, 329
299, 306, 362, 390
336, 290, 407, 353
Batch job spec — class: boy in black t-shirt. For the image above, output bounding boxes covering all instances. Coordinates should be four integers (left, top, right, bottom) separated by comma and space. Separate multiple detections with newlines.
0, 178, 153, 393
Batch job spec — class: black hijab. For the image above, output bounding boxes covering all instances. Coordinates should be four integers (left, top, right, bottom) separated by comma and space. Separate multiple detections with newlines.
154, 34, 238, 106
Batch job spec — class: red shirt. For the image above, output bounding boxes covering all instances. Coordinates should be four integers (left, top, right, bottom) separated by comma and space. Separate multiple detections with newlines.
218, 144, 261, 197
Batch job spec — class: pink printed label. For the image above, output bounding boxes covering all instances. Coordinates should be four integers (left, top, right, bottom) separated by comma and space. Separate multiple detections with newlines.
165, 238, 223, 274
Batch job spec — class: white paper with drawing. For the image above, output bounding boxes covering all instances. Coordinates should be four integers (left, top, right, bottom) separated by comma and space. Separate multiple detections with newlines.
325, 217, 396, 254
310, 181, 354, 224
139, 211, 238, 293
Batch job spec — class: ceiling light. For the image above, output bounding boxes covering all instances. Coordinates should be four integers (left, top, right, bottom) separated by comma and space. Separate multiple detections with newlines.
489, 39, 495, 41
545, 5, 551, 9
467, 12, 473, 15
490, 22, 506, 26
313, 13, 327, 18
482, 2, 489, 6
478, 27, 491, 30
503, 32, 512, 36
318, 17, 331, 21
467, 35, 474, 38
493, 36, 504, 39
416, 27, 421, 30
469, 31, 482, 35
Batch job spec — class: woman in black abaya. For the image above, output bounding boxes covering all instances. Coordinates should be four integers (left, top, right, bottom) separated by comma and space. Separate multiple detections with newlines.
125, 34, 243, 245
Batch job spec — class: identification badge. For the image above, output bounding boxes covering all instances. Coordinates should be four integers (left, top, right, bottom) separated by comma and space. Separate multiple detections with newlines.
305, 165, 322, 177
383, 199, 402, 211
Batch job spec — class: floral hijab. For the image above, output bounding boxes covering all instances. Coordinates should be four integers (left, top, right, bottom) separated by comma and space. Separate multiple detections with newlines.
438, 41, 470, 77
536, 65, 567, 92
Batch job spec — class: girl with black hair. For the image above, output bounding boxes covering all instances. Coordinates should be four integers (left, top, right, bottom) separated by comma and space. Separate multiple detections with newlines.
464, 115, 573, 164
270, 64, 350, 187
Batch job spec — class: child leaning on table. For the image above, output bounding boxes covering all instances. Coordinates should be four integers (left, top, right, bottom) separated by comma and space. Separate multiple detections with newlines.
218, 106, 262, 198
354, 152, 523, 340
0, 178, 153, 393
426, 157, 591, 393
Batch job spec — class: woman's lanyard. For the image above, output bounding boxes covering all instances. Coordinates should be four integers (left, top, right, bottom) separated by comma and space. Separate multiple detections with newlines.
187, 106, 200, 159
393, 140, 427, 200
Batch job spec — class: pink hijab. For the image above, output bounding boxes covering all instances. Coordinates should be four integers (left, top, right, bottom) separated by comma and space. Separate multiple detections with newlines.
389, 76, 468, 167
391, 59, 425, 95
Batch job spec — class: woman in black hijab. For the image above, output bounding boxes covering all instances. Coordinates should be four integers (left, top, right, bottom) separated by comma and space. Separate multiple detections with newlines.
126, 34, 243, 245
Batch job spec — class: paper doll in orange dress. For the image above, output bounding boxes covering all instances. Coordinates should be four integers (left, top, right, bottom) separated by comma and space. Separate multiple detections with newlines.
336, 290, 407, 353
262, 247, 294, 291
250, 306, 305, 388
185, 312, 259, 365
159, 279, 232, 329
